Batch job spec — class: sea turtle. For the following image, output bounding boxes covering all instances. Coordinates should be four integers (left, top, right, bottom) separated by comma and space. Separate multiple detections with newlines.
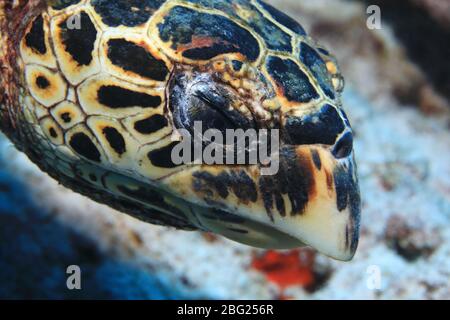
0, 0, 360, 260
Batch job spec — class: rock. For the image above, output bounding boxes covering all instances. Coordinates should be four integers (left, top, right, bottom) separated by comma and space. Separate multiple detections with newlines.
384, 215, 441, 261
358, 0, 450, 105
412, 0, 450, 29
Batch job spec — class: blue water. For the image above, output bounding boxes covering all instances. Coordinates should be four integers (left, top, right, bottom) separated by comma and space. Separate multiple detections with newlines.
0, 162, 191, 299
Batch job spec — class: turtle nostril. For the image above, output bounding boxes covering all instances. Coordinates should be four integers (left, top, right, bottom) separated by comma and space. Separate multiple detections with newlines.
332, 132, 353, 159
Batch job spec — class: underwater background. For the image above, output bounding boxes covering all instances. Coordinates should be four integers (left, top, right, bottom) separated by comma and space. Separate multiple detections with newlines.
1, 0, 449, 299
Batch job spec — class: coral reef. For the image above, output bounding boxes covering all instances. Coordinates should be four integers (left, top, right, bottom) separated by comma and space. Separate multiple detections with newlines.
0, 0, 449, 299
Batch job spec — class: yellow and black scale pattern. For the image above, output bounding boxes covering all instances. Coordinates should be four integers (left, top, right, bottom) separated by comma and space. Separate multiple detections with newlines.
17, 0, 360, 260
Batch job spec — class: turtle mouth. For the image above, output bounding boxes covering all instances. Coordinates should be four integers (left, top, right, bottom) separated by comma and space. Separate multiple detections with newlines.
161, 144, 361, 261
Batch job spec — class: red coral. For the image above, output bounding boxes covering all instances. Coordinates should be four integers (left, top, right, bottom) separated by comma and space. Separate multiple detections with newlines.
251, 249, 315, 291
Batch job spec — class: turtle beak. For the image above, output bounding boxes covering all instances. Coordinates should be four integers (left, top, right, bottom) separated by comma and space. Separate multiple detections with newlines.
162, 145, 361, 261
263, 145, 361, 261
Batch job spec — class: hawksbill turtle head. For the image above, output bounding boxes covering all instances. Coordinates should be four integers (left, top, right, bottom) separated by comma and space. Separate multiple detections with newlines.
163, 51, 360, 261
0, 0, 361, 261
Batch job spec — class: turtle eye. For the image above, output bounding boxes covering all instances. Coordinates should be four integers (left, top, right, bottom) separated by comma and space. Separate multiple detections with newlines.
189, 88, 242, 134
170, 73, 253, 135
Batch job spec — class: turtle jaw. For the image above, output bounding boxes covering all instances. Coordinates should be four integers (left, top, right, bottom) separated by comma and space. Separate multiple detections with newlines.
162, 145, 361, 261
269, 145, 361, 261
